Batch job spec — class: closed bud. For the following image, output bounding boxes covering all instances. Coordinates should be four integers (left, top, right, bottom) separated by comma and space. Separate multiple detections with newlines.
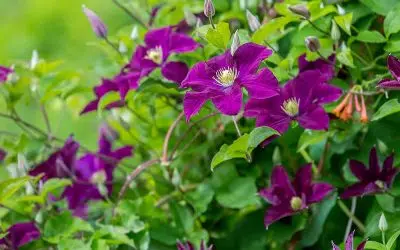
118, 41, 127, 54
204, 0, 215, 18
184, 8, 197, 26
288, 4, 310, 19
130, 26, 138, 40
337, 4, 346, 15
379, 213, 388, 232
82, 5, 108, 39
30, 50, 39, 70
230, 30, 240, 56
331, 20, 341, 41
305, 36, 320, 52
246, 10, 261, 32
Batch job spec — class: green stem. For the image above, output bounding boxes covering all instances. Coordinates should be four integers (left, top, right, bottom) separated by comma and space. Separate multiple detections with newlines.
112, 0, 148, 28
232, 116, 242, 137
307, 19, 329, 36
351, 51, 369, 66
338, 200, 366, 233
209, 16, 216, 29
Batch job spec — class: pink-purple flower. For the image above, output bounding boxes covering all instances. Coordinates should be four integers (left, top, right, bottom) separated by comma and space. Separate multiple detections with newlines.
182, 42, 279, 121
245, 70, 341, 138
298, 54, 335, 81
341, 147, 399, 199
378, 55, 400, 90
0, 66, 13, 83
0, 222, 40, 250
259, 164, 334, 227
177, 240, 213, 250
332, 231, 366, 250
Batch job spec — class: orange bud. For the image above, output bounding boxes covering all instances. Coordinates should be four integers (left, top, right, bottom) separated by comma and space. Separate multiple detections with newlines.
332, 92, 351, 117
345, 94, 353, 116
354, 94, 361, 112
360, 95, 368, 123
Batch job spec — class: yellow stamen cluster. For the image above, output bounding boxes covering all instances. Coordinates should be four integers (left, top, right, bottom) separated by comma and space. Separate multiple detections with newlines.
213, 67, 239, 87
281, 98, 300, 117
145, 46, 163, 65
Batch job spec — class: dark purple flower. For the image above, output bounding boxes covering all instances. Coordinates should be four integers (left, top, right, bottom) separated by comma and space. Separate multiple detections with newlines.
298, 54, 335, 81
0, 148, 6, 161
378, 55, 400, 90
0, 66, 13, 83
63, 126, 133, 217
259, 164, 334, 227
29, 136, 80, 181
128, 27, 199, 84
177, 240, 213, 250
0, 222, 40, 249
341, 147, 399, 199
182, 43, 279, 121
82, 5, 108, 39
332, 231, 366, 250
245, 70, 341, 139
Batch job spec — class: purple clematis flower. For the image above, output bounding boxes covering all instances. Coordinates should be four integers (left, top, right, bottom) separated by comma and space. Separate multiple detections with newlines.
298, 54, 335, 81
332, 231, 366, 250
177, 240, 213, 250
245, 70, 341, 139
128, 26, 199, 84
341, 147, 399, 199
0, 66, 13, 83
182, 42, 279, 121
259, 164, 334, 227
378, 55, 400, 90
63, 125, 133, 217
0, 222, 40, 250
29, 136, 80, 181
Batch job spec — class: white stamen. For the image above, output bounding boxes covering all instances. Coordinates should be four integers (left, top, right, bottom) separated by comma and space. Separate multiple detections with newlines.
213, 67, 239, 87
145, 46, 163, 65
281, 98, 300, 117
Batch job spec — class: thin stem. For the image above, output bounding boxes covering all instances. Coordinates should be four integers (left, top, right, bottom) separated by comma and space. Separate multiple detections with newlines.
209, 16, 216, 29
351, 51, 369, 66
307, 19, 329, 36
161, 111, 185, 164
104, 38, 122, 56
338, 199, 366, 233
35, 91, 52, 141
263, 40, 278, 54
299, 149, 317, 172
316, 50, 335, 66
232, 116, 242, 137
344, 197, 357, 242
382, 231, 386, 245
317, 140, 330, 174
155, 184, 198, 207
112, 0, 148, 28
125, 105, 152, 126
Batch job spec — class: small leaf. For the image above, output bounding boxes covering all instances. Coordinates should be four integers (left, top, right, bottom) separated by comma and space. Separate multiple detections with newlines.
248, 126, 279, 149
297, 130, 328, 152
337, 47, 355, 68
211, 134, 249, 169
360, 0, 400, 16
365, 241, 387, 250
356, 30, 386, 43
334, 13, 353, 35
372, 99, 400, 121
384, 5, 400, 37
205, 22, 231, 49
387, 229, 400, 250
215, 177, 259, 209
252, 16, 297, 44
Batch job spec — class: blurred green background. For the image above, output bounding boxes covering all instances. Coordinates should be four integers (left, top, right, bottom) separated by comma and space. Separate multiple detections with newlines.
0, 0, 131, 67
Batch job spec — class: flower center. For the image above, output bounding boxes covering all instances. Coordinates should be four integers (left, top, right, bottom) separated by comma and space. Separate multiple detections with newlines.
91, 170, 107, 185
281, 98, 300, 117
290, 196, 303, 211
145, 46, 163, 64
375, 180, 385, 189
213, 67, 239, 87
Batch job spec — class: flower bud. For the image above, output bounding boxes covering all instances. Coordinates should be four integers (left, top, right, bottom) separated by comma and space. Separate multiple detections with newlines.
119, 41, 127, 54
288, 4, 310, 19
82, 5, 108, 39
230, 30, 240, 56
337, 4, 346, 15
331, 20, 341, 41
379, 213, 388, 232
184, 8, 197, 26
204, 0, 215, 18
30, 50, 39, 70
246, 10, 261, 32
305, 36, 320, 52
130, 26, 138, 40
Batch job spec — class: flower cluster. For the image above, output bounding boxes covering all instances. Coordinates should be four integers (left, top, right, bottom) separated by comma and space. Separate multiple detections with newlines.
0, 222, 40, 250
29, 125, 132, 217
177, 240, 213, 250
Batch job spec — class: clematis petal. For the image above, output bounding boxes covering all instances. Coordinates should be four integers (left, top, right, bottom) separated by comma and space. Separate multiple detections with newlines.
183, 91, 211, 121
383, 153, 394, 172
345, 231, 354, 250
169, 32, 199, 53
110, 146, 133, 161
161, 61, 189, 83
313, 82, 342, 104
349, 160, 370, 181
0, 222, 40, 249
240, 68, 280, 99
307, 183, 334, 204
81, 99, 100, 114
270, 166, 296, 197
180, 62, 217, 90
234, 43, 272, 75
0, 66, 13, 83
377, 79, 400, 90
298, 54, 335, 81
293, 164, 313, 195
264, 204, 294, 228
387, 55, 400, 81
369, 147, 380, 176
144, 27, 171, 49
331, 242, 341, 250
259, 187, 281, 206
297, 106, 330, 130
340, 182, 380, 199
357, 241, 367, 250
211, 85, 243, 116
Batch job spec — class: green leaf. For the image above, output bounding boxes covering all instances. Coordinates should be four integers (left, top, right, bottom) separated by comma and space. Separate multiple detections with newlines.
376, 194, 396, 213
360, 0, 400, 15
365, 241, 387, 250
58, 239, 91, 250
334, 13, 353, 35
211, 126, 279, 169
252, 16, 297, 44
356, 30, 386, 43
372, 99, 400, 121
384, 6, 400, 37
185, 183, 215, 216
387, 229, 400, 250
297, 130, 329, 152
205, 22, 231, 49
170, 202, 194, 233
337, 47, 355, 68
216, 177, 259, 209
0, 176, 33, 203
301, 193, 337, 247
385, 39, 400, 53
